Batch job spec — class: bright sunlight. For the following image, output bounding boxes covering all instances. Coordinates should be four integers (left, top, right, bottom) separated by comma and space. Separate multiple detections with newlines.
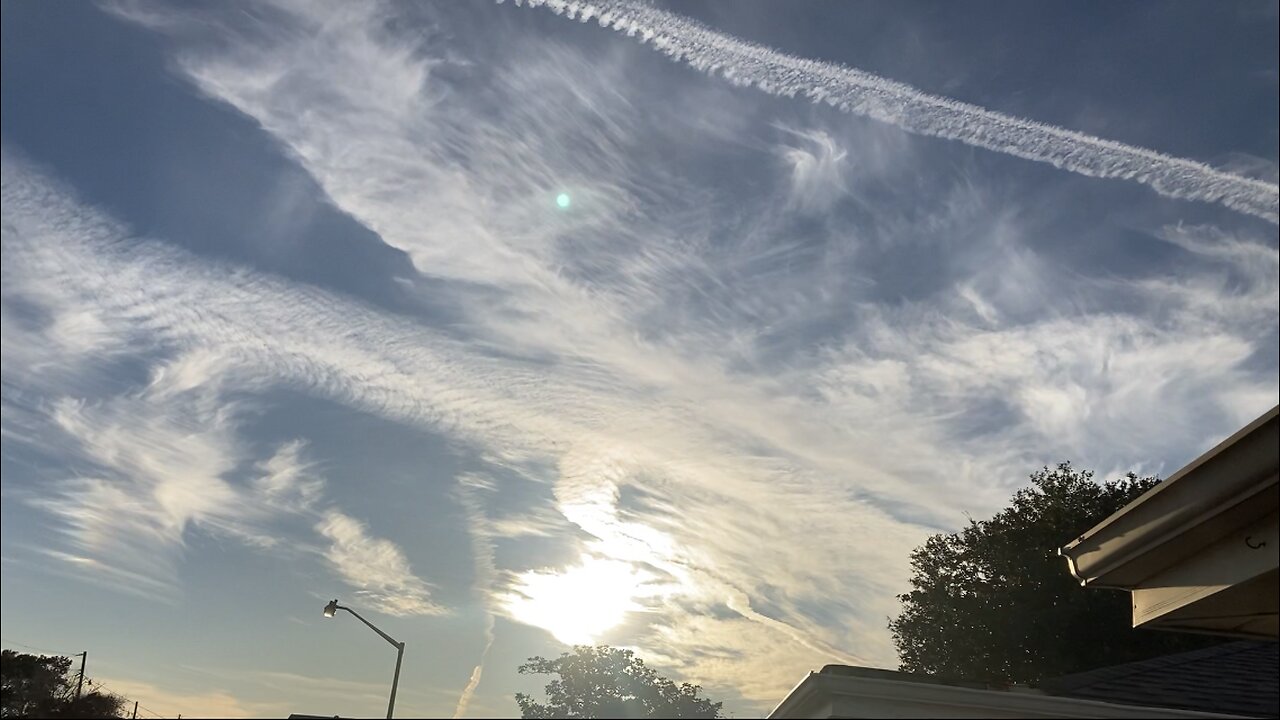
502, 555, 659, 645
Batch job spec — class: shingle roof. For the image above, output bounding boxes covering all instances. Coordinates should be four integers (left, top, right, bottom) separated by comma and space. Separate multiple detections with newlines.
817, 664, 1004, 691
1041, 640, 1279, 717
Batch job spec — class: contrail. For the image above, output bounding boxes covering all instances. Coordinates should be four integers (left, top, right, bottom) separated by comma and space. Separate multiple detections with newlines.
452, 647, 491, 719
724, 588, 867, 667
511, 0, 1279, 224
452, 483, 497, 719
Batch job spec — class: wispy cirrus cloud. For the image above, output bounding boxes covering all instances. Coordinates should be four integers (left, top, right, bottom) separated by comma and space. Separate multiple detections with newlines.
316, 510, 446, 617
22, 361, 258, 595
450, 477, 500, 718
1, 163, 444, 615
777, 127, 848, 214
513, 0, 1280, 223
92, 676, 277, 720
5, 0, 1277, 714
92, 667, 459, 719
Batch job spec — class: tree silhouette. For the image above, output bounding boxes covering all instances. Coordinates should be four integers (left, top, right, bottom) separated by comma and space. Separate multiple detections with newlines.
515, 645, 723, 718
1, 650, 126, 718
889, 463, 1222, 685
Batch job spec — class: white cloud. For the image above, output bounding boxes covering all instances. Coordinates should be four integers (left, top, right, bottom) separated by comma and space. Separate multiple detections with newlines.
6, 3, 1279, 715
643, 612, 842, 706
27, 379, 251, 593
316, 510, 446, 617
515, 0, 1280, 223
1, 162, 443, 612
778, 128, 847, 213
92, 676, 276, 719
451, 479, 499, 718
253, 440, 325, 514
92, 668, 458, 719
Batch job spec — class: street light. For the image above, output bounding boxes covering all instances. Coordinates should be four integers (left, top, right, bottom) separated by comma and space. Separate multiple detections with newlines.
321, 599, 405, 719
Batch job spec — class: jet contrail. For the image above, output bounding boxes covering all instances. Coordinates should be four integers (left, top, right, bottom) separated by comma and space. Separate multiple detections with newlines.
512, 0, 1279, 224
452, 648, 491, 719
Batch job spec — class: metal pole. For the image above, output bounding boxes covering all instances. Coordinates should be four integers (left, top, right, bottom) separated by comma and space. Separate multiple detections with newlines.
333, 605, 404, 718
75, 652, 87, 701
332, 602, 401, 712
131, 700, 138, 719
386, 641, 404, 719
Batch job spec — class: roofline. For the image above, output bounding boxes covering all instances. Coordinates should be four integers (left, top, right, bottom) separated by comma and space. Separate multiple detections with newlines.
1063, 405, 1277, 554
1059, 404, 1279, 586
767, 671, 817, 718
766, 670, 1246, 718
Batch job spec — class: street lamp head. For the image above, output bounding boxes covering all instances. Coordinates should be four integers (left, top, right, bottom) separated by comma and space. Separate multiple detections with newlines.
314, 598, 403, 718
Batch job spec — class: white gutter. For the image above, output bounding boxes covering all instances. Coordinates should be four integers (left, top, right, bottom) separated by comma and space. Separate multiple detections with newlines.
1060, 405, 1279, 588
767, 671, 1246, 719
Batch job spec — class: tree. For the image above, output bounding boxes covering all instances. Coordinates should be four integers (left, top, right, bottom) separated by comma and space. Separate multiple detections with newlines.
515, 646, 723, 719
888, 463, 1223, 686
1, 650, 126, 719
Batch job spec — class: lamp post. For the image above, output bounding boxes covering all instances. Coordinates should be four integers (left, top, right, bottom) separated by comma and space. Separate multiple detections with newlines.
322, 599, 405, 719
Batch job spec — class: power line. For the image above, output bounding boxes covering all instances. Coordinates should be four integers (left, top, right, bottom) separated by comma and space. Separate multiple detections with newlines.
85, 678, 167, 719
131, 699, 166, 720
4, 641, 174, 719
1, 638, 79, 656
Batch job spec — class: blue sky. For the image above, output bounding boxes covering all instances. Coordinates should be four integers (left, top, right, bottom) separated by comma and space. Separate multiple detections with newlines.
2, 1, 1277, 716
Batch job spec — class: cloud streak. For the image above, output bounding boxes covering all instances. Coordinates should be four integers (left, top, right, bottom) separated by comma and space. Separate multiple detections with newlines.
451, 479, 498, 718
0, 169, 445, 616
317, 510, 447, 617
513, 0, 1279, 223
7, 1, 1278, 712
778, 127, 847, 214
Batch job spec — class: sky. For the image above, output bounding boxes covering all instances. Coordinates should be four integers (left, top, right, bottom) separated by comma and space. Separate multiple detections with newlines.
1, 0, 1277, 717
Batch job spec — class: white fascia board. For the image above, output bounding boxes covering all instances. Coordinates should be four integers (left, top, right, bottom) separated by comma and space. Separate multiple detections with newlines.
1060, 407, 1279, 588
1131, 509, 1278, 626
770, 673, 1248, 719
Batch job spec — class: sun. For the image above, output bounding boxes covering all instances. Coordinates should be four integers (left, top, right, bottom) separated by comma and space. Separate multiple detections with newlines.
502, 555, 655, 645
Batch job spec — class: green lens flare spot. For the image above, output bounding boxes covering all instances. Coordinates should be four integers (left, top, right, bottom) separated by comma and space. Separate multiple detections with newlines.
556, 193, 571, 209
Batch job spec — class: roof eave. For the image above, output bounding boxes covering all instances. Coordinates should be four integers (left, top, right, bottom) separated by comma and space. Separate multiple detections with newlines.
1059, 405, 1279, 588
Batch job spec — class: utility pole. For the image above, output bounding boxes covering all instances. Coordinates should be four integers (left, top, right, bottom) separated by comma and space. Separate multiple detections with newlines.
75, 652, 87, 701
131, 700, 138, 719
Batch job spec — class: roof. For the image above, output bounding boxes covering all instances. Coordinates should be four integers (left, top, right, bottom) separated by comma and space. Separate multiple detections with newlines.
795, 644, 1279, 718
817, 664, 1024, 691
1042, 641, 1279, 717
1059, 405, 1278, 590
1057, 405, 1279, 638
770, 664, 1243, 718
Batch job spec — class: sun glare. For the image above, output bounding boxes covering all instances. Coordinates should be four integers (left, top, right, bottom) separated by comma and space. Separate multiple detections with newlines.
503, 555, 657, 645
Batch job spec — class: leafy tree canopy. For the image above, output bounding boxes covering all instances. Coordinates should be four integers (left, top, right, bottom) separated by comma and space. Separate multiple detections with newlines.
889, 462, 1222, 685
515, 645, 723, 718
1, 650, 126, 719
